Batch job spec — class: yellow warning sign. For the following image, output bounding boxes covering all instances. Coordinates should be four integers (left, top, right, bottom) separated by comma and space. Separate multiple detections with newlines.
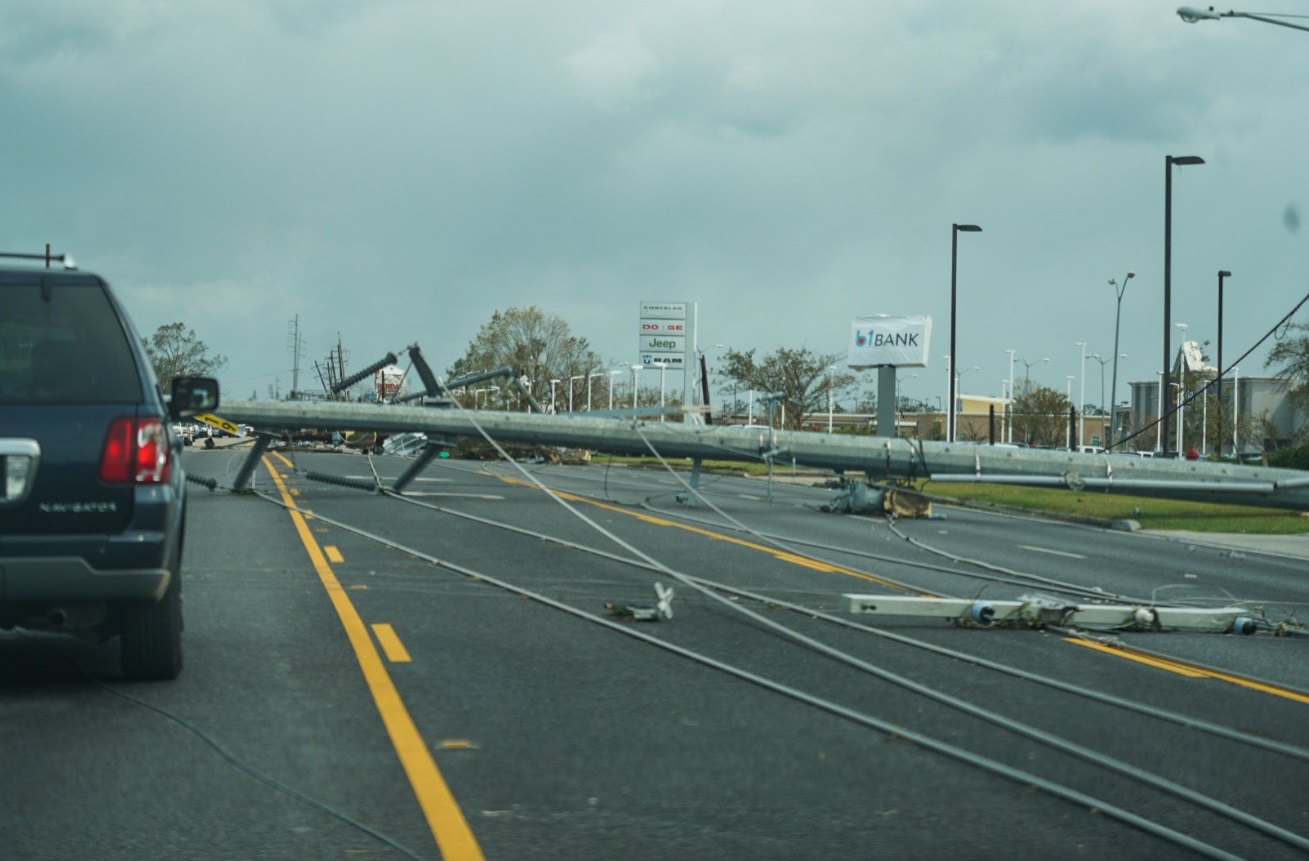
195, 413, 244, 437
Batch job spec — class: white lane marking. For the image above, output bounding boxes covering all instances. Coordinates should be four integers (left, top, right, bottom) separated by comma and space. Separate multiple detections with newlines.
1017, 544, 1087, 560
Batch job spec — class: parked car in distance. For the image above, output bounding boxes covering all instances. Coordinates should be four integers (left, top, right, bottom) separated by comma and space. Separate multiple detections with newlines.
0, 255, 219, 680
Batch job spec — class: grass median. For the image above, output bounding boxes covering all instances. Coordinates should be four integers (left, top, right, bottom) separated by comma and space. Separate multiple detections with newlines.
589, 455, 1309, 535
913, 481, 1309, 534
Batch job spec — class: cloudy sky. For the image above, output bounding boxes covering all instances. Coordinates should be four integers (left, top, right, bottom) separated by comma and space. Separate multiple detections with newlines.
3, 1, 1306, 413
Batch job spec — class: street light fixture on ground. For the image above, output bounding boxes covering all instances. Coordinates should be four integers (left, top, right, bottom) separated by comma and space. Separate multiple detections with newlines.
1163, 154, 1204, 455
949, 223, 982, 442
1107, 272, 1134, 449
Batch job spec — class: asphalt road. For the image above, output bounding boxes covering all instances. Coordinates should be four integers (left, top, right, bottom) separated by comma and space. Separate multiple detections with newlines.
2, 447, 1307, 860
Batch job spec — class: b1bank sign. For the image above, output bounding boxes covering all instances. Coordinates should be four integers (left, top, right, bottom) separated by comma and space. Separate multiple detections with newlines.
848, 315, 931, 369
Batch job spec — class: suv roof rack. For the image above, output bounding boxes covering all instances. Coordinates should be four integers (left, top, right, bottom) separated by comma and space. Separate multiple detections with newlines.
0, 246, 77, 270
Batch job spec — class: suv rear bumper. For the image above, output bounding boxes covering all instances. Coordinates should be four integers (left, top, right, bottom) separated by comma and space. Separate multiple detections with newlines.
0, 557, 171, 602
0, 530, 177, 603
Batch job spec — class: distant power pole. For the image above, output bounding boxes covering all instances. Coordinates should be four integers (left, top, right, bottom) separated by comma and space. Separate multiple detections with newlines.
287, 315, 304, 399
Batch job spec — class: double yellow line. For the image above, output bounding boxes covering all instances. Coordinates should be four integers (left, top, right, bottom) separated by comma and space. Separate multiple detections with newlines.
263, 456, 484, 860
1067, 638, 1309, 704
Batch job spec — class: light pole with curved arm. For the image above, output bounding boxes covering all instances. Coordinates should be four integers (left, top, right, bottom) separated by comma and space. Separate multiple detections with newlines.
1178, 6, 1309, 32
1163, 154, 1204, 455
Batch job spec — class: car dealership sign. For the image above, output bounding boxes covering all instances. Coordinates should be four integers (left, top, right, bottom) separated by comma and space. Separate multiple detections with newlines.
638, 301, 690, 370
848, 315, 931, 369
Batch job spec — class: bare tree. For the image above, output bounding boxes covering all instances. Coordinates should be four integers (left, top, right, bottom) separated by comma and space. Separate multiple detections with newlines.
717, 347, 855, 430
1010, 382, 1071, 447
447, 307, 602, 409
143, 322, 227, 384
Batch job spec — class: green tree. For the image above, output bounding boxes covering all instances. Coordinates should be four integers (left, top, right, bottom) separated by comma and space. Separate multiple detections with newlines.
1264, 322, 1309, 439
1011, 382, 1071, 447
447, 307, 602, 410
716, 347, 855, 430
143, 322, 227, 383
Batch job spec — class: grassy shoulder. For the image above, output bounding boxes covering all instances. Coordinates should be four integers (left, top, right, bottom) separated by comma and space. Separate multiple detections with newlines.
589, 455, 1309, 535
916, 481, 1309, 534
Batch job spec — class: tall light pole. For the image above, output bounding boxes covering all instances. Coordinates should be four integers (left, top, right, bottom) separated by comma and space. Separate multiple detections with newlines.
1005, 349, 1016, 442
1233, 365, 1241, 456
568, 374, 583, 412
1018, 356, 1049, 385
1107, 272, 1135, 450
549, 378, 560, 414
827, 364, 837, 433
630, 365, 642, 409
1216, 269, 1232, 453
586, 371, 602, 411
608, 370, 622, 410
1163, 154, 1204, 456
1176, 322, 1189, 455
1076, 341, 1087, 447
949, 223, 983, 442
1091, 353, 1113, 446
1156, 371, 1165, 452
653, 361, 668, 420
954, 366, 979, 440
1065, 375, 1075, 448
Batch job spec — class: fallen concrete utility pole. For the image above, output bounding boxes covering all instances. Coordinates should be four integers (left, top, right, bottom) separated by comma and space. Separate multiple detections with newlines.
212, 399, 1309, 512
843, 593, 1259, 634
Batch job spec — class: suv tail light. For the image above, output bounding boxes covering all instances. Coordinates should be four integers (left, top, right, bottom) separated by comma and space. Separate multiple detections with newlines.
100, 418, 171, 484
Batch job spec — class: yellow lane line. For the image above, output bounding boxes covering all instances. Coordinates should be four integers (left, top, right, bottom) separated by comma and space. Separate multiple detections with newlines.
492, 473, 916, 590
1066, 638, 1309, 704
272, 451, 294, 468
373, 623, 414, 663
263, 457, 484, 860
325, 545, 345, 564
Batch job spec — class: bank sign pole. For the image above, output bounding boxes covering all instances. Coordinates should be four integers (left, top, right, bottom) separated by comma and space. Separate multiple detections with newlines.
847, 315, 931, 437
638, 301, 697, 421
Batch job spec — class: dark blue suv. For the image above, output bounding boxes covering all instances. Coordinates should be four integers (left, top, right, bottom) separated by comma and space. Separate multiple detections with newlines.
0, 256, 218, 680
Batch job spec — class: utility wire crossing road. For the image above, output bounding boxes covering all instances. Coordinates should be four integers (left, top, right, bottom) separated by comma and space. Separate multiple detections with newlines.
2, 448, 1307, 860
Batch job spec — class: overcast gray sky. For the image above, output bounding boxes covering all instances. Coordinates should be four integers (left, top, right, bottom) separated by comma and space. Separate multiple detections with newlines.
3, 1, 1306, 412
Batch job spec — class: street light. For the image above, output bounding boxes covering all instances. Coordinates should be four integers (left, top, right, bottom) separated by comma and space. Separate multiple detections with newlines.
1176, 322, 1189, 455
608, 370, 622, 410
630, 365, 642, 409
1005, 349, 1016, 442
586, 371, 603, 411
1178, 6, 1309, 32
949, 223, 982, 442
1018, 356, 1049, 385
1163, 154, 1204, 456
1217, 270, 1232, 445
653, 361, 668, 420
568, 374, 584, 412
1076, 341, 1087, 447
1107, 271, 1135, 450
549, 378, 561, 414
954, 365, 979, 441
1090, 353, 1115, 446
826, 364, 838, 433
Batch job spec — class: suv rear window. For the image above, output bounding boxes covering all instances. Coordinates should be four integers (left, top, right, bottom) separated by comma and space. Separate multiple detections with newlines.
0, 277, 144, 405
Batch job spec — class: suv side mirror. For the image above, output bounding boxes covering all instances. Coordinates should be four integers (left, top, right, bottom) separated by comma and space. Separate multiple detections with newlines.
170, 377, 220, 419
